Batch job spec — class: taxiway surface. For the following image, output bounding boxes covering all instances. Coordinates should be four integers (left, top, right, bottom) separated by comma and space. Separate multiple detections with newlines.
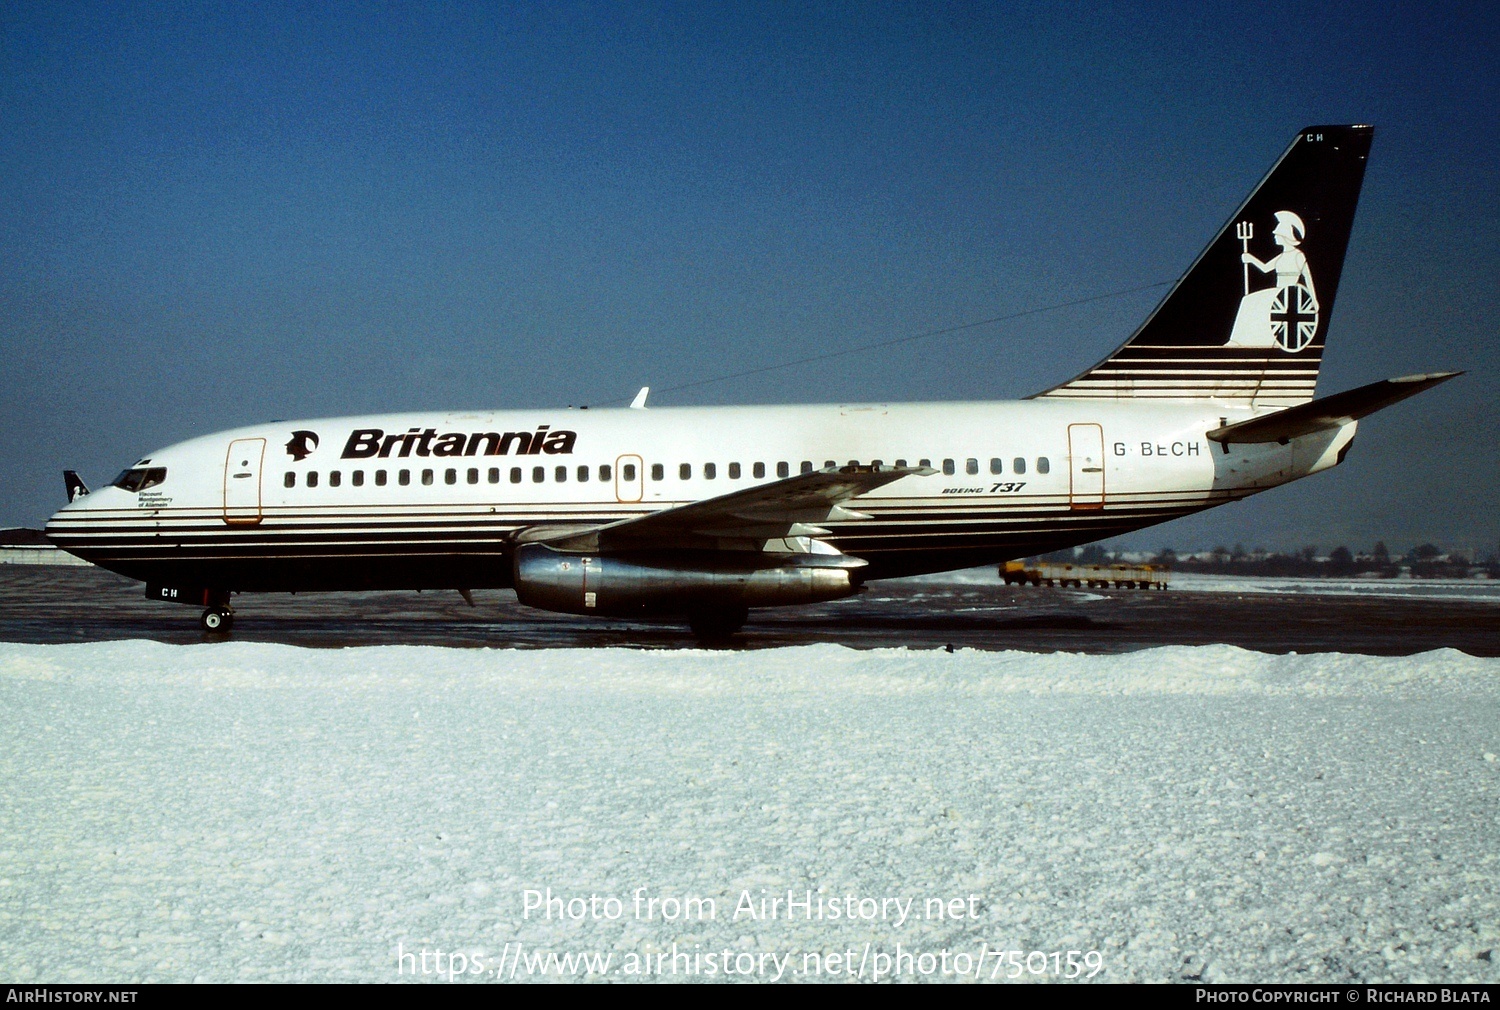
2, 566, 1495, 655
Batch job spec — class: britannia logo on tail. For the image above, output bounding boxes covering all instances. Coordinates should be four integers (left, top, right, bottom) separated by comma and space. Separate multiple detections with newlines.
1226, 210, 1319, 352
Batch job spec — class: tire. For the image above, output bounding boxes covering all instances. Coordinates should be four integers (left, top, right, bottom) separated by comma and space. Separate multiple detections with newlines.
201, 609, 233, 633
688, 608, 747, 643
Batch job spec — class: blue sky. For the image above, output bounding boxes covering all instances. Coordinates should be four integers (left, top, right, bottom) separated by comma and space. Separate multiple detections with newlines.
2, 1, 1496, 553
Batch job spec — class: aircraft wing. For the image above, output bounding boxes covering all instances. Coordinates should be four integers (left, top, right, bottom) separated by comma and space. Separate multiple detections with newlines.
521, 464, 933, 552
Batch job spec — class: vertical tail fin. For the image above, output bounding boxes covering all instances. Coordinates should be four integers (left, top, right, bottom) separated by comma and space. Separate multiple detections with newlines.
1037, 125, 1373, 407
63, 470, 90, 502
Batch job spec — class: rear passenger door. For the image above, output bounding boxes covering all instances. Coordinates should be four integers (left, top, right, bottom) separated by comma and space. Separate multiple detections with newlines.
1067, 424, 1105, 510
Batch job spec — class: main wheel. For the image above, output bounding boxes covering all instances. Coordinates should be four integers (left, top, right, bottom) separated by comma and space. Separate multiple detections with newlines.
688, 608, 748, 643
200, 609, 233, 633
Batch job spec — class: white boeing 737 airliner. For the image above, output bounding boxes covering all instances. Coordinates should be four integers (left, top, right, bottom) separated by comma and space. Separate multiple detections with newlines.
46, 125, 1457, 638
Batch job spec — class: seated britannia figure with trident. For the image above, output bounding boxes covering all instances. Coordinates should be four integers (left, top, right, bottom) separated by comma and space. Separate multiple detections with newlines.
1226, 209, 1320, 351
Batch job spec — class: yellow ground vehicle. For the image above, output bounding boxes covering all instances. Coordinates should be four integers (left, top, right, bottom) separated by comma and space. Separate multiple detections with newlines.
1001, 560, 1168, 589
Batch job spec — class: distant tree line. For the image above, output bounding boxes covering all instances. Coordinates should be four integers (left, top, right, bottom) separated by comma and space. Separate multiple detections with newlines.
1040, 542, 1499, 579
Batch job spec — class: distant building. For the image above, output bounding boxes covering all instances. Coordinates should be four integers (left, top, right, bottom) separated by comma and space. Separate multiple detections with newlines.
0, 528, 92, 566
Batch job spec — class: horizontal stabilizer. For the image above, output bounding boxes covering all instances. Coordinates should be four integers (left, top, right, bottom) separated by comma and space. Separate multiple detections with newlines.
1206, 371, 1461, 444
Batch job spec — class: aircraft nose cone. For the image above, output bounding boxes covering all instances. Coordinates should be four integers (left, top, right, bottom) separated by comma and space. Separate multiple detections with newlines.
45, 504, 76, 544
45, 491, 97, 552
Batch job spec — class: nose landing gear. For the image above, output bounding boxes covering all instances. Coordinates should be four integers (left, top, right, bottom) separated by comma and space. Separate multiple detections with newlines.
145, 584, 237, 634
200, 607, 235, 634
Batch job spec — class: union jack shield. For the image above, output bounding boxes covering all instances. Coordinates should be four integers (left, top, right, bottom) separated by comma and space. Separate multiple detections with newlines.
1269, 283, 1319, 352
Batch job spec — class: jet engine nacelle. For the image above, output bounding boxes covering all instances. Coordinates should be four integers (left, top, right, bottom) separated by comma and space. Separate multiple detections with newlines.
512, 543, 863, 617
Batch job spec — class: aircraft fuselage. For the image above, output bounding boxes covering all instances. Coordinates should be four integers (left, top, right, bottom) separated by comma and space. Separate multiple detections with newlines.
45, 398, 1354, 593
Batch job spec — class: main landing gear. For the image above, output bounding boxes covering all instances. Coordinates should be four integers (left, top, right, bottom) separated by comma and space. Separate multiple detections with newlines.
200, 607, 234, 634
688, 607, 748, 644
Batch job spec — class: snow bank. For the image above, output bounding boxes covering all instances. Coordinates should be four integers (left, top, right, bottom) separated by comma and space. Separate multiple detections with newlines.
3, 640, 1495, 698
1169, 573, 1500, 603
2, 643, 1497, 983
912, 565, 1500, 603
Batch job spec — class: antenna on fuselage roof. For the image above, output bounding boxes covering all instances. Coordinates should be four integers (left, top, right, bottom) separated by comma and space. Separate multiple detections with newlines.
629, 386, 650, 409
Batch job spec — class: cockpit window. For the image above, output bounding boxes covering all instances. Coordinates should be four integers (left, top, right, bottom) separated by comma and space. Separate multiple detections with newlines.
111, 467, 167, 492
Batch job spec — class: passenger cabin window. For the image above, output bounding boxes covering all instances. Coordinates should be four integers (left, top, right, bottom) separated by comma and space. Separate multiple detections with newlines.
1037, 457, 1050, 474
399, 470, 411, 486
445, 468, 457, 485
510, 468, 522, 484
555, 465, 567, 483
622, 463, 637, 481
1013, 457, 1027, 475
308, 471, 320, 488
919, 458, 931, 468
824, 460, 837, 469
942, 459, 955, 476
532, 467, 544, 483
112, 467, 168, 492
777, 462, 789, 478
376, 470, 388, 486
679, 463, 691, 480
895, 459, 907, 467
284, 472, 295, 488
329, 470, 341, 487
728, 462, 740, 479
488, 468, 499, 484
966, 458, 978, 475
704, 463, 716, 479
467, 468, 479, 484
753, 462, 765, 479
422, 469, 434, 486
651, 463, 664, 481
353, 470, 364, 487
800, 461, 813, 474
990, 458, 1003, 475
577, 465, 588, 482
599, 464, 611, 481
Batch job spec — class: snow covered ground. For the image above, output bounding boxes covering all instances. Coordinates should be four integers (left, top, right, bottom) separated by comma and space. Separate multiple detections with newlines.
1169, 573, 1500, 603
2, 642, 1497, 983
915, 565, 1500, 603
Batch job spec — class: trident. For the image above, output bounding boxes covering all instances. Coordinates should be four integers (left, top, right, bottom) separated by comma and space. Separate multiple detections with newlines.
1236, 220, 1254, 294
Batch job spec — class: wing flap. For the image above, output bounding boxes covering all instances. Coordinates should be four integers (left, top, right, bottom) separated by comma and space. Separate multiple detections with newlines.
530, 464, 933, 552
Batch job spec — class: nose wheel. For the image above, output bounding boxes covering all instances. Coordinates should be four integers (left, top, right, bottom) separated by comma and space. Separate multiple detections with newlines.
200, 608, 234, 633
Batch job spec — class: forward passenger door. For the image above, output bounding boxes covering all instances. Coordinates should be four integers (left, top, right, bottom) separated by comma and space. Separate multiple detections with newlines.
223, 438, 266, 524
